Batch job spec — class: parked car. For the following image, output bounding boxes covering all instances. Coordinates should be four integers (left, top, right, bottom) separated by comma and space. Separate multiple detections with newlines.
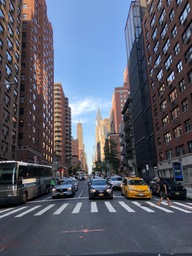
121, 177, 152, 199
108, 175, 123, 190
88, 178, 113, 199
52, 178, 76, 198
150, 177, 187, 200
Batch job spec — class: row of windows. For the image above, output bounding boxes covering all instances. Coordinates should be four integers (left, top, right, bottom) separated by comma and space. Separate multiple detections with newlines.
159, 140, 192, 161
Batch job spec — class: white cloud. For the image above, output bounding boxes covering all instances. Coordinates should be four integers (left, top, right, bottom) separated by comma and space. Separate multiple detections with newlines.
70, 97, 111, 122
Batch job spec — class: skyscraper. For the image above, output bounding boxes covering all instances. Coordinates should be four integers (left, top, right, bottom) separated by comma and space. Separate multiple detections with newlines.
77, 122, 87, 171
18, 0, 54, 165
0, 0, 22, 160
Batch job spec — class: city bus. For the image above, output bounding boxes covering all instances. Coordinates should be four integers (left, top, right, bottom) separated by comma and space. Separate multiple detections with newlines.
0, 161, 53, 205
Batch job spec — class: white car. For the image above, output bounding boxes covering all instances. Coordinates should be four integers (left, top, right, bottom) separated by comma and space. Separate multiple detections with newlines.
109, 176, 123, 190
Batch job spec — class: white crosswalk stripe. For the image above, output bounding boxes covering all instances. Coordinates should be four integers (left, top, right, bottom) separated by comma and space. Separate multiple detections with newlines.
72, 202, 82, 214
105, 202, 116, 212
145, 201, 173, 213
91, 202, 98, 213
1, 200, 192, 218
34, 204, 55, 216
15, 205, 42, 217
118, 201, 135, 212
53, 203, 69, 215
132, 201, 155, 212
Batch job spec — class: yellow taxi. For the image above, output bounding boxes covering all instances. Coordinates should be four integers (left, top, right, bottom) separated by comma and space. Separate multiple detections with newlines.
121, 177, 152, 199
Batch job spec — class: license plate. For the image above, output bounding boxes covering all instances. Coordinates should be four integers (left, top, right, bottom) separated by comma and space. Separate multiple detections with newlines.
138, 193, 144, 196
60, 192, 64, 195
99, 193, 104, 196
175, 192, 180, 195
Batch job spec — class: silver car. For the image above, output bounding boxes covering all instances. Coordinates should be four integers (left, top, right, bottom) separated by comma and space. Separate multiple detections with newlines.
109, 176, 123, 190
52, 179, 76, 198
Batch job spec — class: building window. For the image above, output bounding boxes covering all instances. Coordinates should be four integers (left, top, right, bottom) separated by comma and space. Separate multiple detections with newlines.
179, 3, 190, 25
159, 153, 163, 161
160, 99, 167, 111
179, 79, 186, 92
182, 22, 192, 43
185, 46, 192, 63
173, 125, 182, 138
154, 41, 159, 53
165, 55, 172, 70
161, 23, 168, 39
167, 71, 175, 85
169, 9, 175, 22
162, 115, 169, 127
152, 27, 158, 41
177, 60, 183, 73
159, 9, 166, 24
166, 149, 173, 160
163, 38, 170, 55
174, 43, 180, 56
169, 88, 177, 102
171, 25, 177, 38
188, 141, 192, 153
157, 69, 163, 81
171, 106, 180, 120
185, 119, 191, 132
158, 83, 165, 96
188, 70, 192, 83
175, 145, 185, 156
182, 98, 188, 112
164, 132, 172, 143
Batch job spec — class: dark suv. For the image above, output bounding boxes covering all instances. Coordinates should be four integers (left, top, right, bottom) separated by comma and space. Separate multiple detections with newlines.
150, 177, 187, 200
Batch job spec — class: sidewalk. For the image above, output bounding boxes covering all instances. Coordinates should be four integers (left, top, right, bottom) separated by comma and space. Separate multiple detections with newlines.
186, 187, 192, 200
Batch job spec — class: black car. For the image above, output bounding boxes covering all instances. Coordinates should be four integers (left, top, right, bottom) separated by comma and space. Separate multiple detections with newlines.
150, 177, 187, 200
88, 178, 113, 199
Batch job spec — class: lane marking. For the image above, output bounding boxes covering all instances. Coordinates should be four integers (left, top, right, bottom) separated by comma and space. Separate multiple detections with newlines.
145, 201, 173, 213
132, 201, 155, 212
118, 201, 135, 212
34, 204, 55, 216
91, 202, 98, 213
15, 205, 42, 217
53, 203, 69, 215
72, 202, 82, 214
160, 202, 192, 213
0, 207, 28, 218
104, 201, 116, 212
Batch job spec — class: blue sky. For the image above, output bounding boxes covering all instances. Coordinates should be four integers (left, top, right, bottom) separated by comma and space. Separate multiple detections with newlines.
46, 0, 131, 172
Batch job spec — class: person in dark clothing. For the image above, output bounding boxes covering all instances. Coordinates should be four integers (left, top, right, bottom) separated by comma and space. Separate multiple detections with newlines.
156, 177, 171, 206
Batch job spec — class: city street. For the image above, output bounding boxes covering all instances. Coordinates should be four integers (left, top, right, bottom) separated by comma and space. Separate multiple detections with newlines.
1, 180, 192, 256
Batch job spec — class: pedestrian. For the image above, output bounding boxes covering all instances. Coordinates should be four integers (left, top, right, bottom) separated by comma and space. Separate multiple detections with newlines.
156, 177, 171, 206
50, 178, 55, 188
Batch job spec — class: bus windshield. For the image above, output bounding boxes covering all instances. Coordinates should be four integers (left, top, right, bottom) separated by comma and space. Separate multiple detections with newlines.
0, 162, 16, 185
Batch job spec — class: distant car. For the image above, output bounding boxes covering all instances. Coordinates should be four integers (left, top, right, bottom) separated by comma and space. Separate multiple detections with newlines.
52, 179, 76, 198
150, 177, 187, 200
78, 174, 86, 181
109, 176, 123, 190
121, 177, 152, 199
88, 179, 113, 199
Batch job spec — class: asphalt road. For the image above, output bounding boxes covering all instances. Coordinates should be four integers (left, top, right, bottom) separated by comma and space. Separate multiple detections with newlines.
1, 180, 192, 256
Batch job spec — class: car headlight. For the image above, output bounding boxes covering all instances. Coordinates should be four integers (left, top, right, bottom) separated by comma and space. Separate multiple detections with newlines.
67, 187, 72, 191
106, 188, 112, 193
90, 189, 96, 193
128, 187, 133, 191
52, 188, 56, 192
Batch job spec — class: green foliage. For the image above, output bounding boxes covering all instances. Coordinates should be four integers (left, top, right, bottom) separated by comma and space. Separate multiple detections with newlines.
104, 139, 120, 173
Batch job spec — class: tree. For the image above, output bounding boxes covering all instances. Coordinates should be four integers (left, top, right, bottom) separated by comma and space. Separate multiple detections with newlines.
104, 139, 120, 174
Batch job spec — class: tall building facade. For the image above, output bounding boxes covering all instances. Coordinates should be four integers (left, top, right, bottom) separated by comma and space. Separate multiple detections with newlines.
77, 122, 87, 171
143, 0, 192, 184
54, 82, 67, 176
124, 0, 157, 178
18, 0, 54, 165
0, 0, 22, 160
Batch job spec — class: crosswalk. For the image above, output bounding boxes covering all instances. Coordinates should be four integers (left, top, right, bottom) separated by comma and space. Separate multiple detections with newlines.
0, 201, 192, 218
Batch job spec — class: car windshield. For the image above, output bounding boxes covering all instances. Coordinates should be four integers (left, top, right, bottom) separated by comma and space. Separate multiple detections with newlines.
111, 177, 122, 181
128, 180, 146, 185
92, 179, 107, 186
63, 179, 74, 185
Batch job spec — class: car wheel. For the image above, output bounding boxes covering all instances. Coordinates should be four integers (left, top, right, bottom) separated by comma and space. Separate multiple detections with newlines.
22, 192, 28, 204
